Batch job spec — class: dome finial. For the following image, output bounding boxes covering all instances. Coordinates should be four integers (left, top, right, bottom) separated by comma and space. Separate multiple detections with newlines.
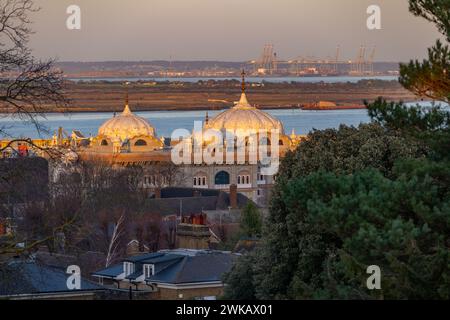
125, 81, 130, 106
290, 128, 297, 139
123, 81, 131, 115
241, 69, 246, 93
205, 111, 209, 124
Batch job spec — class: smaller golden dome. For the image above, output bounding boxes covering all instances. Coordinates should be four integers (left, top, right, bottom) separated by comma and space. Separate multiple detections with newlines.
98, 105, 156, 142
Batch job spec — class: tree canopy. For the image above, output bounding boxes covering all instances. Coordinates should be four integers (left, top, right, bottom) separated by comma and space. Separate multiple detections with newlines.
223, 0, 450, 300
399, 0, 450, 102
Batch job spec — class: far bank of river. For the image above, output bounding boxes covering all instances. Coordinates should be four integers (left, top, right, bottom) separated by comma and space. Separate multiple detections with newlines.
68, 75, 399, 83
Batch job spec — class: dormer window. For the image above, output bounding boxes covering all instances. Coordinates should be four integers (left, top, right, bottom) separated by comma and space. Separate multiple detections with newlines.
143, 264, 155, 278
124, 262, 134, 276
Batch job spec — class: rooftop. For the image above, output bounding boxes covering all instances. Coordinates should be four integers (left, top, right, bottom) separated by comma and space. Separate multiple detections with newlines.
93, 249, 238, 285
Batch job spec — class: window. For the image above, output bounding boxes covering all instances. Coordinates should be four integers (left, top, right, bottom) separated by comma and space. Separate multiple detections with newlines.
215, 171, 230, 185
143, 264, 154, 278
279, 139, 284, 146
238, 174, 251, 185
135, 139, 147, 146
101, 139, 108, 146
194, 175, 207, 186
124, 262, 134, 276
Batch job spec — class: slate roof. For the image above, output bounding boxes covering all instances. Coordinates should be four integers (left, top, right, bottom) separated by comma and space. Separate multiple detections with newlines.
145, 196, 219, 216
148, 252, 236, 284
124, 252, 163, 263
159, 188, 221, 198
92, 263, 124, 278
145, 187, 253, 216
0, 259, 102, 296
92, 249, 238, 285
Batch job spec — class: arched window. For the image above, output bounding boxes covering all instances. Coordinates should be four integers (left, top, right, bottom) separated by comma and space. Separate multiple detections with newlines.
135, 139, 147, 146
101, 139, 108, 146
215, 171, 230, 185
279, 139, 284, 146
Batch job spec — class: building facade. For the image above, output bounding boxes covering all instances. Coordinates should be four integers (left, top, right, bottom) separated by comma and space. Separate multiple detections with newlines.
1, 74, 305, 206
73, 76, 303, 205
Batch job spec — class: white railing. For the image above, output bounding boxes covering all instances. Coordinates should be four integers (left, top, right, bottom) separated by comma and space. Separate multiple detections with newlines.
214, 184, 230, 190
194, 185, 209, 189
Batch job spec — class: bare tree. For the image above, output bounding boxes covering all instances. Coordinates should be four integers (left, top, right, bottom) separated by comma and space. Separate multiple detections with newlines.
0, 0, 67, 136
146, 161, 185, 188
0, 156, 82, 259
0, 1, 69, 258
105, 213, 125, 267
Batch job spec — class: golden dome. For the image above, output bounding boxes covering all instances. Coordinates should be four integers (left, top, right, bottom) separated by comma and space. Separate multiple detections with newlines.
98, 105, 156, 141
204, 92, 284, 134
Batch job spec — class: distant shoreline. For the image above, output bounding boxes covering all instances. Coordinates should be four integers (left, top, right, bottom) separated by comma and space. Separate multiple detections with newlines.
64, 75, 399, 83
0, 78, 417, 114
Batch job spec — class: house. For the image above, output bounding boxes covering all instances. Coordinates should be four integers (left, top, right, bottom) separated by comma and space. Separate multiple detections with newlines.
92, 249, 238, 300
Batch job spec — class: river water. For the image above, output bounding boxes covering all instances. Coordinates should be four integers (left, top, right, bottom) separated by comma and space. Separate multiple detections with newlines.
0, 108, 371, 139
1, 101, 448, 139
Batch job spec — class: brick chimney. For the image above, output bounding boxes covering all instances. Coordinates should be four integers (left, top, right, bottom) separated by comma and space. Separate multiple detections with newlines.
176, 214, 210, 250
229, 184, 238, 209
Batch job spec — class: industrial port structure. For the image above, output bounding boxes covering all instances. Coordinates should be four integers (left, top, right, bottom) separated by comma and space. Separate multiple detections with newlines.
249, 44, 377, 76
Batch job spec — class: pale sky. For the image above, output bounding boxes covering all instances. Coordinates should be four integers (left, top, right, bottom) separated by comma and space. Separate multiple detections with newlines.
29, 0, 442, 62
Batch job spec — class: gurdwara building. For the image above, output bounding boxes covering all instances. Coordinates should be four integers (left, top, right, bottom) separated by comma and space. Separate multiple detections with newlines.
54, 76, 304, 206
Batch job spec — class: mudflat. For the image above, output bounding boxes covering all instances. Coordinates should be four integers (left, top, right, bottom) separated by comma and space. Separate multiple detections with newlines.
11, 79, 418, 113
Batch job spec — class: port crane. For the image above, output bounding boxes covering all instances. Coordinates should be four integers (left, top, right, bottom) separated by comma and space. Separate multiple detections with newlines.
248, 44, 377, 76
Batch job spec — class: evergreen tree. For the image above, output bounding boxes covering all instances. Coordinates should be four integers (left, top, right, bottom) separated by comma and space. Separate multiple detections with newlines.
223, 0, 450, 300
399, 0, 450, 102
240, 202, 262, 238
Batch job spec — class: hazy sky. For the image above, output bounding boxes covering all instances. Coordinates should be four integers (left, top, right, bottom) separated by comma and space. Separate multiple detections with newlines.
29, 0, 442, 62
